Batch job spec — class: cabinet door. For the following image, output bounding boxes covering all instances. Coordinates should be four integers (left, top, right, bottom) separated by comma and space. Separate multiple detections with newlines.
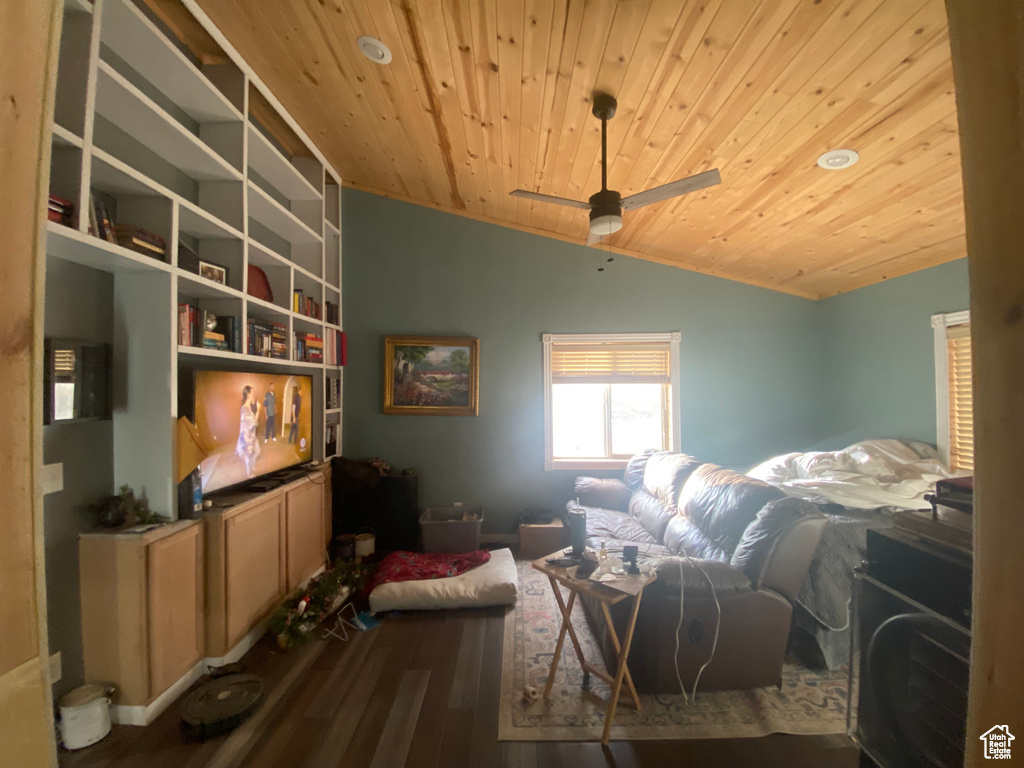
285, 480, 326, 591
148, 525, 203, 698
225, 495, 285, 647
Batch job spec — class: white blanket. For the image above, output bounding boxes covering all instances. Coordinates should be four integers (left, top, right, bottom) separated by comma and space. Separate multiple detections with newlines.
369, 547, 519, 613
747, 439, 963, 510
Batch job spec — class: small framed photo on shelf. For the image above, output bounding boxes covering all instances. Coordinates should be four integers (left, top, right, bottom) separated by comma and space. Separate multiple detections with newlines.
198, 260, 227, 285
383, 335, 479, 416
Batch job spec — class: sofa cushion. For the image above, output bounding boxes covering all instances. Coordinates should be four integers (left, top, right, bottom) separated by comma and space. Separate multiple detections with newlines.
580, 506, 659, 546
573, 477, 631, 512
641, 452, 702, 508
653, 558, 753, 597
663, 464, 785, 561
629, 491, 676, 543
623, 449, 658, 491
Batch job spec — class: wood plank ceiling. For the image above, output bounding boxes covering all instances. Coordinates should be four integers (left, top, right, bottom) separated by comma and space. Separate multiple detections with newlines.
194, 0, 963, 299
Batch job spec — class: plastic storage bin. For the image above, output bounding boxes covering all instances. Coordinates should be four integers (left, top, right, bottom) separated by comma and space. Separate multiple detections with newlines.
420, 504, 483, 552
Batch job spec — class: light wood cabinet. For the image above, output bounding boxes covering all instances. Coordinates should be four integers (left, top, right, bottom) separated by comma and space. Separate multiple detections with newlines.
79, 472, 329, 721
286, 479, 325, 591
148, 525, 204, 696
204, 472, 328, 658
205, 493, 286, 658
79, 520, 203, 708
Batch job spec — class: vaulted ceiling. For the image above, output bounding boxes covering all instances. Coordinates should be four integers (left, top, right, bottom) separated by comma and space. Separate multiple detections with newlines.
195, 0, 964, 299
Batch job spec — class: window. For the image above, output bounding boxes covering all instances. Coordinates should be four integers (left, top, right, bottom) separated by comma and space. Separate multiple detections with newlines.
932, 311, 973, 472
543, 332, 680, 470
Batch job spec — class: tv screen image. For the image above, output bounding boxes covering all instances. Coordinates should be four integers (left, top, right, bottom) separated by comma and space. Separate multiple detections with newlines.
194, 370, 313, 494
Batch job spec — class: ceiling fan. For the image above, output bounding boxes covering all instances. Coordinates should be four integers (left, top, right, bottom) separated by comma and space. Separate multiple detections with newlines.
509, 92, 722, 245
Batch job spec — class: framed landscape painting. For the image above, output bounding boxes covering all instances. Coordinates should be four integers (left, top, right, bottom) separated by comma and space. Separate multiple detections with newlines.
383, 336, 480, 416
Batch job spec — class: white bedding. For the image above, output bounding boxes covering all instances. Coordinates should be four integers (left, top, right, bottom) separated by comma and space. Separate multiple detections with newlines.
369, 547, 518, 613
747, 439, 964, 510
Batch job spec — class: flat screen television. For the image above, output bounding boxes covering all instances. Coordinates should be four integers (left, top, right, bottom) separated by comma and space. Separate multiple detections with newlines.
193, 369, 314, 494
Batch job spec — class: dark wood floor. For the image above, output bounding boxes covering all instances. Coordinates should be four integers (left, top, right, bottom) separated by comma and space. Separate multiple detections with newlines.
62, 606, 859, 768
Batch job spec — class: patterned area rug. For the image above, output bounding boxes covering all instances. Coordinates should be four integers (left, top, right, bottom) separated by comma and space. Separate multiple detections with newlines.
498, 559, 849, 741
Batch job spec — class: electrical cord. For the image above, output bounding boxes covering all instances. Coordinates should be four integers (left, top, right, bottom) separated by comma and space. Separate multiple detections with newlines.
648, 552, 722, 702
681, 553, 721, 701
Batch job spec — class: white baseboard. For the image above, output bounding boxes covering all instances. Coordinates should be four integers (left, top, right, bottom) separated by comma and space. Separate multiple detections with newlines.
111, 565, 328, 726
203, 616, 272, 668
110, 659, 205, 726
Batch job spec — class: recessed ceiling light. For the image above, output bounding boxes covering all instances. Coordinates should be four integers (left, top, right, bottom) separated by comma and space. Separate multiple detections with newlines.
357, 36, 392, 65
817, 149, 859, 170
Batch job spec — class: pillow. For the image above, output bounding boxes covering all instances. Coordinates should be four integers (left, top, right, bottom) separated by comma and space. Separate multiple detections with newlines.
368, 547, 518, 613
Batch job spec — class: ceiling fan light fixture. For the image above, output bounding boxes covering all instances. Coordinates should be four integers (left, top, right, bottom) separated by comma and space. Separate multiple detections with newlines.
590, 213, 623, 236
357, 36, 392, 65
817, 148, 859, 170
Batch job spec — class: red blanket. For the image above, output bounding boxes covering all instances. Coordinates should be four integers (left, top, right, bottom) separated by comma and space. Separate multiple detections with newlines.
368, 550, 491, 592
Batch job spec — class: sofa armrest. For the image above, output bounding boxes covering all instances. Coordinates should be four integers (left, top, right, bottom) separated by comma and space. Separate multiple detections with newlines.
573, 477, 631, 513
730, 497, 826, 602
653, 558, 752, 598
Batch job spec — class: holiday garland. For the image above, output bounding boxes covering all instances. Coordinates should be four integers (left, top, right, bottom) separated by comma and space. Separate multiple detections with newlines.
269, 559, 368, 649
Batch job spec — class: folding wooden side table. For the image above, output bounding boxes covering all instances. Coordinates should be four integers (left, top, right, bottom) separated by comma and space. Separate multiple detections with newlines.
532, 553, 657, 745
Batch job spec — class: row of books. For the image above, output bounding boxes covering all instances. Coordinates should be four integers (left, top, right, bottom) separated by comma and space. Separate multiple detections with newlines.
325, 376, 341, 410
324, 328, 345, 367
293, 289, 322, 320
48, 195, 74, 227
325, 301, 340, 326
88, 191, 167, 261
248, 318, 287, 359
178, 304, 240, 352
294, 332, 323, 363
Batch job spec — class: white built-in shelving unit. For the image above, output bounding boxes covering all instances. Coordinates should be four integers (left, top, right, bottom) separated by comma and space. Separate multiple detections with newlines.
46, 0, 343, 518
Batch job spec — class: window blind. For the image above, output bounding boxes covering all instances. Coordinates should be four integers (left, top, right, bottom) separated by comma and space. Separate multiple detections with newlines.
550, 342, 671, 384
946, 324, 974, 472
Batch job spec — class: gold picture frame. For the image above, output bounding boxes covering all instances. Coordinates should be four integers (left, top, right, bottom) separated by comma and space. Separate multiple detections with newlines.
383, 335, 479, 416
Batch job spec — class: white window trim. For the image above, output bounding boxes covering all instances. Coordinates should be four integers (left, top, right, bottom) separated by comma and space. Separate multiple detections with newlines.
542, 331, 681, 471
932, 310, 970, 466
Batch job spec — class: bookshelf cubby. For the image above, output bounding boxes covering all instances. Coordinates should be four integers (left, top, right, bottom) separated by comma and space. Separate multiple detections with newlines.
45, 0, 344, 519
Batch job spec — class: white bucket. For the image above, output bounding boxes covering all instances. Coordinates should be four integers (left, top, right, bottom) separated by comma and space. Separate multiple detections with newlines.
354, 529, 376, 558
59, 684, 112, 750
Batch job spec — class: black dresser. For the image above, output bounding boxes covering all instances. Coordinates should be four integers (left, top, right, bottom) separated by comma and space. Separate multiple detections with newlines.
852, 527, 973, 768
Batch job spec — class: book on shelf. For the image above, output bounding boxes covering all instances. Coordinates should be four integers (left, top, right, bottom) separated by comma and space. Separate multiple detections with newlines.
247, 317, 287, 359
293, 332, 324, 363
47, 195, 74, 227
178, 242, 200, 274
86, 191, 167, 262
323, 328, 345, 367
113, 224, 166, 261
178, 303, 239, 353
325, 301, 339, 326
325, 424, 338, 457
324, 376, 341, 409
89, 193, 116, 244
293, 289, 322, 319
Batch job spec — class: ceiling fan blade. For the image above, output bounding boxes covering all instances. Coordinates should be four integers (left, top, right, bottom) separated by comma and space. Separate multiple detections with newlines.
509, 189, 592, 210
621, 168, 722, 211
586, 229, 606, 247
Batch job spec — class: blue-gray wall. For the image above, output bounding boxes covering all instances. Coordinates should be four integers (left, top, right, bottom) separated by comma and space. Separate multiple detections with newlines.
813, 259, 970, 449
341, 189, 824, 532
43, 258, 115, 697
341, 189, 969, 533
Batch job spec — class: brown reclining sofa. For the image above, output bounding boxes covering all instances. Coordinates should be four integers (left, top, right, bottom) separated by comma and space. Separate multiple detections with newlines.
571, 450, 826, 693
